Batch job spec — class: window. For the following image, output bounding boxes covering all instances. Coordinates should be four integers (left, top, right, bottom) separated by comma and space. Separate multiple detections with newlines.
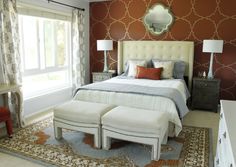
19, 15, 71, 98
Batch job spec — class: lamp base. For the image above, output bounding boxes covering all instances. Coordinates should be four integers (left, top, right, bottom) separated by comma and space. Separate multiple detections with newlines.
207, 72, 214, 79
103, 68, 108, 73
207, 52, 214, 79
103, 51, 109, 73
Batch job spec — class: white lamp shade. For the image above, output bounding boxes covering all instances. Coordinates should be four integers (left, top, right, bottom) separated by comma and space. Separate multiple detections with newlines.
202, 40, 223, 53
97, 40, 113, 51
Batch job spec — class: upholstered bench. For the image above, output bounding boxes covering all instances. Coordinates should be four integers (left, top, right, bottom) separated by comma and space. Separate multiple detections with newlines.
53, 100, 115, 148
102, 106, 169, 160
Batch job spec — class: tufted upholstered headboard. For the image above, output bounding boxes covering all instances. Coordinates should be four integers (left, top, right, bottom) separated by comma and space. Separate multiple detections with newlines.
117, 41, 194, 90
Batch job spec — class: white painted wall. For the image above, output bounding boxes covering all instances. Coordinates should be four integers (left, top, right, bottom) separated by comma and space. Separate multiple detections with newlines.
16, 0, 90, 117
23, 87, 73, 116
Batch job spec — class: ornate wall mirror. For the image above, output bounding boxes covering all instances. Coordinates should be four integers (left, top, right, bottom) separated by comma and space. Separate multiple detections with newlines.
143, 4, 174, 35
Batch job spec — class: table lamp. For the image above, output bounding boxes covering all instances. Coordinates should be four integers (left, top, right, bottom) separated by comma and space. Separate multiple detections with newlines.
97, 40, 113, 72
202, 40, 223, 79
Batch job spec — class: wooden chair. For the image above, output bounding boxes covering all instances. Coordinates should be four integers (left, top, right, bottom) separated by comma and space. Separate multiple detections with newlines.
0, 107, 13, 137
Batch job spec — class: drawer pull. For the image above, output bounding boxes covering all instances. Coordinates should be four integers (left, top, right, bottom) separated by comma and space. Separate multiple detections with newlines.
223, 132, 227, 138
230, 164, 233, 167
216, 158, 219, 165
199, 83, 208, 87
219, 138, 221, 144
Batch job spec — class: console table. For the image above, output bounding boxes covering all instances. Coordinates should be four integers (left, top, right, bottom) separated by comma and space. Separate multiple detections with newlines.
0, 84, 23, 127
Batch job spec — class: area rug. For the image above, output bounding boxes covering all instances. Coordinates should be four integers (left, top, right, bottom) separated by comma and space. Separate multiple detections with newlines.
0, 117, 211, 167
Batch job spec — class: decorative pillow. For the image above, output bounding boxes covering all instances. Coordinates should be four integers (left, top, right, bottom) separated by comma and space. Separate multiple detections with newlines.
153, 61, 174, 79
135, 66, 163, 80
127, 60, 147, 77
173, 61, 186, 79
152, 59, 186, 79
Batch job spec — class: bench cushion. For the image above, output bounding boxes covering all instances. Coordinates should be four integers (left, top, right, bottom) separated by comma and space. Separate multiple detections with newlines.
54, 100, 115, 124
102, 106, 169, 135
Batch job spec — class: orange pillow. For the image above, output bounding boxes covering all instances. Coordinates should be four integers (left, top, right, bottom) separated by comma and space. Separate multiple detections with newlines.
135, 66, 163, 80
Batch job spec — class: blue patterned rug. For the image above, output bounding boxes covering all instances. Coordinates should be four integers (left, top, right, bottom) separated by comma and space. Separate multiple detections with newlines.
0, 117, 212, 167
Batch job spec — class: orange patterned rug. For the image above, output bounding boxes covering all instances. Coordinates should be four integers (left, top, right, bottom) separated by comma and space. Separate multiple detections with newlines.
0, 117, 212, 167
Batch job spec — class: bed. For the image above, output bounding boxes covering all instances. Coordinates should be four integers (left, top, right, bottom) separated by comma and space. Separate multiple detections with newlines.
74, 41, 194, 136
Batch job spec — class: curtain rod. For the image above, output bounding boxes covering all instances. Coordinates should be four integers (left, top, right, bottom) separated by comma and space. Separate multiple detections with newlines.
47, 0, 85, 11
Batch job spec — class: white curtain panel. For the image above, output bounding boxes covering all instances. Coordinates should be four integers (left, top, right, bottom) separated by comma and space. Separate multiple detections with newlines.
0, 0, 22, 127
0, 0, 21, 85
72, 9, 86, 91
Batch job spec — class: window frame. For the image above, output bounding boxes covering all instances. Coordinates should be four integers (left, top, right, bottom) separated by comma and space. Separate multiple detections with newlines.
19, 15, 71, 77
18, 14, 72, 97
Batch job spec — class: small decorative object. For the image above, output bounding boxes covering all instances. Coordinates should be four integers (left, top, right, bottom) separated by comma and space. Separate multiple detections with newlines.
202, 40, 223, 79
203, 71, 206, 78
97, 40, 113, 72
198, 71, 202, 78
143, 3, 174, 35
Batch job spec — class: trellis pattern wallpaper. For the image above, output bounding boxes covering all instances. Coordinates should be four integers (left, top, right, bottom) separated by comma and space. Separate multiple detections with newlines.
90, 0, 236, 100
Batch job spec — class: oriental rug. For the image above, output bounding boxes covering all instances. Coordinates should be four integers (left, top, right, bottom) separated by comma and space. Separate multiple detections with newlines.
0, 117, 212, 167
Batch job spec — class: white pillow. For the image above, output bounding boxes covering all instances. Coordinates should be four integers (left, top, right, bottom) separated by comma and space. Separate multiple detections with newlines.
127, 60, 147, 77
153, 61, 174, 79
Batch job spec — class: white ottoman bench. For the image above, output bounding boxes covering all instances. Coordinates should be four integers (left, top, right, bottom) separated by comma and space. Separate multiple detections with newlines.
53, 100, 115, 148
102, 106, 169, 160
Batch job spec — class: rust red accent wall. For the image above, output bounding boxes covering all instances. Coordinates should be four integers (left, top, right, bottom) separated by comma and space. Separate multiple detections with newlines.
90, 0, 236, 100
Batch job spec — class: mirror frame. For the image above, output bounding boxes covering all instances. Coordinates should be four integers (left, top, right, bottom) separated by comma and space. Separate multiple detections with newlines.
143, 3, 174, 35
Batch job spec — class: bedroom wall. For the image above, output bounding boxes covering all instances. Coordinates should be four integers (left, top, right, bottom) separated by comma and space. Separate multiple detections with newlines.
90, 0, 236, 100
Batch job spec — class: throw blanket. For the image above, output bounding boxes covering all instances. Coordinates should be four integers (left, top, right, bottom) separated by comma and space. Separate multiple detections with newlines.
77, 82, 189, 118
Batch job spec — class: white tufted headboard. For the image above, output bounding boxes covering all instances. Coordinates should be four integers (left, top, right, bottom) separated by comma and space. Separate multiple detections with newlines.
117, 41, 194, 90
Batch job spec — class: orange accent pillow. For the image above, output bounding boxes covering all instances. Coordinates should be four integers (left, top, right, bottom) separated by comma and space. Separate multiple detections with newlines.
135, 66, 163, 80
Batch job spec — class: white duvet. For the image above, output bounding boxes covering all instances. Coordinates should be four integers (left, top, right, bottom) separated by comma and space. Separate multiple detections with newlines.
105, 77, 188, 101
74, 77, 189, 136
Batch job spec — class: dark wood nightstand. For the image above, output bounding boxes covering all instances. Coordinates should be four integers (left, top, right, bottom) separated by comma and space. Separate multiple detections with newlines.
191, 77, 220, 112
92, 72, 116, 83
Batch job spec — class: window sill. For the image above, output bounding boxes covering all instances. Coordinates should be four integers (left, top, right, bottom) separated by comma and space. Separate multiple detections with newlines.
23, 85, 72, 100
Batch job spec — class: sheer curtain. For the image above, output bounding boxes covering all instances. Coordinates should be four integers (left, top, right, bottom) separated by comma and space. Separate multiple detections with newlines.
71, 9, 86, 92
0, 0, 23, 126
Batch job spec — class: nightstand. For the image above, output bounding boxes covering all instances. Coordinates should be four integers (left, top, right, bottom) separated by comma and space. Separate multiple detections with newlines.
92, 72, 116, 83
191, 77, 220, 112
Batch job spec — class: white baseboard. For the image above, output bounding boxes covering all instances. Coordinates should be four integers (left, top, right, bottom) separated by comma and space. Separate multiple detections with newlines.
23, 87, 73, 117
24, 108, 53, 126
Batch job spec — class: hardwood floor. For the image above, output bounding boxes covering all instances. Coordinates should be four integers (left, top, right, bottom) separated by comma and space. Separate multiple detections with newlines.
183, 110, 219, 155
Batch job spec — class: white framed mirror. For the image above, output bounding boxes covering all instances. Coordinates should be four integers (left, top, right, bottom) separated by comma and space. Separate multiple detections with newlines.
143, 4, 174, 35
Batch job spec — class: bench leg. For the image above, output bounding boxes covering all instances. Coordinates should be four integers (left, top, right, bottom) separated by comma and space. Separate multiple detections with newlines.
102, 130, 111, 150
54, 122, 62, 139
162, 131, 168, 144
152, 139, 161, 161
103, 136, 111, 150
94, 127, 101, 148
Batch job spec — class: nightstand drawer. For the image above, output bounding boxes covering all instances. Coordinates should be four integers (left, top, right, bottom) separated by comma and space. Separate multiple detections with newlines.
93, 75, 110, 82
193, 90, 219, 98
92, 72, 116, 83
192, 92, 219, 110
192, 94, 217, 109
191, 77, 220, 112
194, 80, 219, 89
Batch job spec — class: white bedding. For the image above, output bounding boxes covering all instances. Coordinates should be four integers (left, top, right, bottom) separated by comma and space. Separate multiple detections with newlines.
74, 77, 189, 136
104, 77, 188, 102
